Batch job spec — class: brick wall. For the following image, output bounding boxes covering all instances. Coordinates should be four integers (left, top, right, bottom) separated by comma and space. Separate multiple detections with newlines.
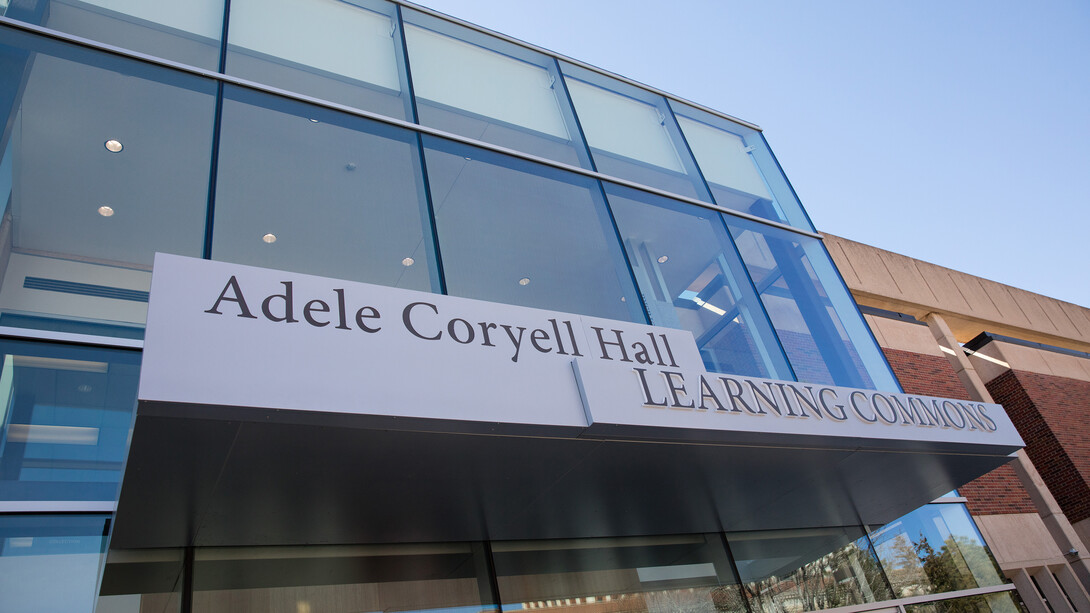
882, 347, 1036, 515
986, 369, 1090, 524
883, 348, 972, 401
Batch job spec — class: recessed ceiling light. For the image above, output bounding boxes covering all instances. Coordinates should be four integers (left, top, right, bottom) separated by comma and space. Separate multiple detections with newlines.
464, 156, 472, 161
621, 296, 626, 302
262, 233, 277, 243
97, 205, 114, 217
104, 139, 123, 153
657, 255, 669, 263
401, 257, 415, 266
308, 118, 319, 123
518, 277, 530, 286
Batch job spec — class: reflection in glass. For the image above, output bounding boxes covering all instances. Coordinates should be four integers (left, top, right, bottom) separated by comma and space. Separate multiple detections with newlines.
226, 0, 411, 119
561, 62, 709, 200
0, 514, 110, 613
605, 183, 791, 379
1, 0, 224, 69
404, 9, 589, 167
904, 591, 1021, 613
0, 26, 216, 337
870, 503, 1007, 598
98, 548, 184, 613
726, 217, 899, 391
191, 542, 492, 613
671, 102, 814, 231
730, 526, 893, 613
212, 85, 439, 292
423, 136, 643, 321
0, 339, 140, 501
493, 534, 746, 613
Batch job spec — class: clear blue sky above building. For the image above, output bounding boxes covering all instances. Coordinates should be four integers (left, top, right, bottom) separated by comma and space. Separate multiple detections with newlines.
413, 0, 1090, 309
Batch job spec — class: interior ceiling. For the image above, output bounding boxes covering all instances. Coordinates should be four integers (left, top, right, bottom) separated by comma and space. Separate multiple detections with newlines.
14, 52, 215, 267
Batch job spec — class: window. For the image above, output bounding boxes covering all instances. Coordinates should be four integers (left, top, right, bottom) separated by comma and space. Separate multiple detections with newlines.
226, 0, 411, 119
211, 85, 439, 292
404, 9, 589, 167
423, 136, 643, 321
0, 26, 216, 337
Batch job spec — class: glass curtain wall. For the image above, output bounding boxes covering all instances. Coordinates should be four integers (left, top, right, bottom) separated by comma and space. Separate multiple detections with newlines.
97, 516, 1015, 613
670, 102, 813, 231
604, 183, 792, 379
0, 0, 224, 69
402, 8, 590, 167
0, 5, 898, 390
0, 514, 112, 613
225, 0, 412, 120
560, 61, 711, 202
210, 85, 440, 292
0, 25, 216, 338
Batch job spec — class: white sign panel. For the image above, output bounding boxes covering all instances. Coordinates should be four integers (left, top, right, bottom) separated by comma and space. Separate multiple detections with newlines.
140, 254, 1022, 452
140, 254, 702, 430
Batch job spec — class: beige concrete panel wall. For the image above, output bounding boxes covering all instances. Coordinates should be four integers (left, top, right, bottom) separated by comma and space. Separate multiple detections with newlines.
968, 341, 1090, 384
864, 315, 943, 356
824, 234, 1090, 352
966, 342, 1013, 385
974, 513, 1067, 570
1075, 518, 1090, 556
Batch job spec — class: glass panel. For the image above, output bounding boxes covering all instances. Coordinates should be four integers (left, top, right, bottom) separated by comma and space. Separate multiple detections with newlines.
561, 62, 709, 201
423, 135, 644, 322
726, 217, 900, 391
0, 339, 140, 501
671, 102, 815, 230
212, 85, 439, 292
904, 591, 1022, 613
2, 0, 224, 69
192, 542, 492, 613
0, 26, 216, 337
729, 526, 893, 613
493, 534, 746, 612
604, 183, 791, 379
870, 503, 1008, 598
404, 9, 589, 167
98, 548, 184, 613
226, 0, 411, 119
0, 514, 110, 613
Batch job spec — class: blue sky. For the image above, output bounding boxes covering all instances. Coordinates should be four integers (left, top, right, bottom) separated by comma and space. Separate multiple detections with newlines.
411, 0, 1090, 308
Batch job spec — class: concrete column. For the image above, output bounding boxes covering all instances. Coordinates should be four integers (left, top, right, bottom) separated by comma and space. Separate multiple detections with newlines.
923, 313, 1090, 591
1014, 568, 1053, 613
1055, 564, 1090, 612
1035, 568, 1078, 613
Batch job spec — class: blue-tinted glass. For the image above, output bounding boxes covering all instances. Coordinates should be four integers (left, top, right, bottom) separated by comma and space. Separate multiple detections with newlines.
870, 503, 1007, 598
671, 101, 814, 230
422, 136, 643, 321
0, 514, 110, 613
0, 25, 216, 338
604, 183, 792, 379
726, 217, 899, 391
729, 526, 893, 613
1, 0, 224, 70
560, 61, 710, 201
226, 0, 412, 120
212, 85, 439, 292
403, 9, 590, 167
0, 340, 140, 501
